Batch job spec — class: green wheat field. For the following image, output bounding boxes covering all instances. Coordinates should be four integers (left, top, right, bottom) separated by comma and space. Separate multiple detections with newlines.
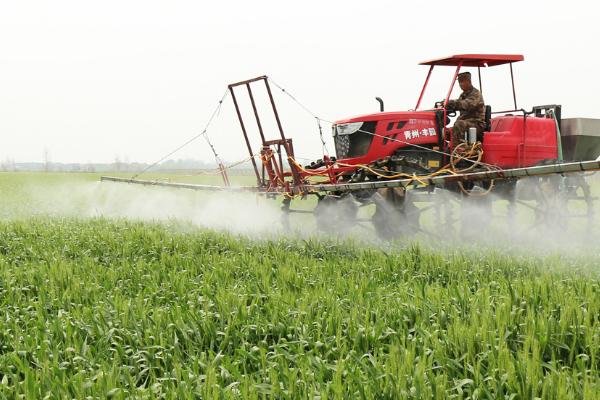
0, 172, 599, 399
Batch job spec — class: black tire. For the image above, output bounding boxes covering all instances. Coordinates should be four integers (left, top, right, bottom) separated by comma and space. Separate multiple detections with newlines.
314, 195, 358, 233
371, 190, 420, 239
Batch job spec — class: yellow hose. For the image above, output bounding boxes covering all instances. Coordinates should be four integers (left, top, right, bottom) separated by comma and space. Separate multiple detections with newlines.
280, 142, 493, 197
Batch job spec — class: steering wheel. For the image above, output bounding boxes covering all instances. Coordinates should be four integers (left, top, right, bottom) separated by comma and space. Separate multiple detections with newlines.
434, 100, 457, 117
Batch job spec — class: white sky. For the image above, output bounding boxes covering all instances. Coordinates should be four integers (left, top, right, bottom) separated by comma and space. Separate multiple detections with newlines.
0, 0, 598, 164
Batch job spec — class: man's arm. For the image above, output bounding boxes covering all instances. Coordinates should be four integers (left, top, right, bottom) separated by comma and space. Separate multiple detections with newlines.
451, 90, 483, 112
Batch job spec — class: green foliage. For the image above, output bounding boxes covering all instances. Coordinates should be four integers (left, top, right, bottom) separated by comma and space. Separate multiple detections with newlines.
0, 218, 598, 399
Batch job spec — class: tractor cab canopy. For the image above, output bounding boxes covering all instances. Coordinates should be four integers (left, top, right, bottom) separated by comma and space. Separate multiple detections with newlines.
415, 53, 524, 111
419, 54, 524, 67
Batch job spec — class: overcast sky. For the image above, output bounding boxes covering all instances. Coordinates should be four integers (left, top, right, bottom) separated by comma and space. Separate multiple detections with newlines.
0, 0, 598, 164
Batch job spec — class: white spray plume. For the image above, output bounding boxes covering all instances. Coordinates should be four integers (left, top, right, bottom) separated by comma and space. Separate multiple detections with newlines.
10, 173, 599, 256
19, 180, 284, 236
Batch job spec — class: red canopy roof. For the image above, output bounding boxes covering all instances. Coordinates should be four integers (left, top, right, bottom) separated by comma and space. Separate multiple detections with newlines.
419, 54, 524, 67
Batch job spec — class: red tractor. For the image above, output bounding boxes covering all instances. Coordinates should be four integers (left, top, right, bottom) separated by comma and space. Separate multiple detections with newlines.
304, 54, 577, 236
103, 54, 600, 238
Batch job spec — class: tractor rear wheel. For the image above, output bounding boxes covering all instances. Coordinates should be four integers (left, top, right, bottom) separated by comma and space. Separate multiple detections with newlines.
515, 172, 594, 234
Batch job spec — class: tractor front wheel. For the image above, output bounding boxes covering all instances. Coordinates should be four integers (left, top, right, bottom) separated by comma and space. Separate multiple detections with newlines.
371, 188, 421, 239
314, 194, 358, 233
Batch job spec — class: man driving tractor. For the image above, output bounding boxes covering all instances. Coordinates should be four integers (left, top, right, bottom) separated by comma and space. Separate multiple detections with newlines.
447, 71, 485, 146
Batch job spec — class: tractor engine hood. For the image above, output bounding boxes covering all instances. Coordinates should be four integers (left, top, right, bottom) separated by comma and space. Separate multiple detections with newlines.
331, 110, 439, 163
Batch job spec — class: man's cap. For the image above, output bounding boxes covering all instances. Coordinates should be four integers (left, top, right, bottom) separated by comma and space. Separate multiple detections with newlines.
457, 71, 471, 80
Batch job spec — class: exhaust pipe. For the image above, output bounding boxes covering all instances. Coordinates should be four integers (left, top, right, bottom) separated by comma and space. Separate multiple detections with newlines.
375, 97, 384, 112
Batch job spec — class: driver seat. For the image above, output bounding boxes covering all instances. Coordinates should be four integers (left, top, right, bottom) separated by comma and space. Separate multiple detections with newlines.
484, 105, 492, 132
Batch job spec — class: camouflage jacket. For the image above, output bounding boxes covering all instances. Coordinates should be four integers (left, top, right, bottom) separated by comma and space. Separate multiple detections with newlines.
448, 87, 485, 124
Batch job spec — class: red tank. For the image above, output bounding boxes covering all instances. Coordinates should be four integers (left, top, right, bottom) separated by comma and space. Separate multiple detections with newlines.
482, 115, 558, 168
